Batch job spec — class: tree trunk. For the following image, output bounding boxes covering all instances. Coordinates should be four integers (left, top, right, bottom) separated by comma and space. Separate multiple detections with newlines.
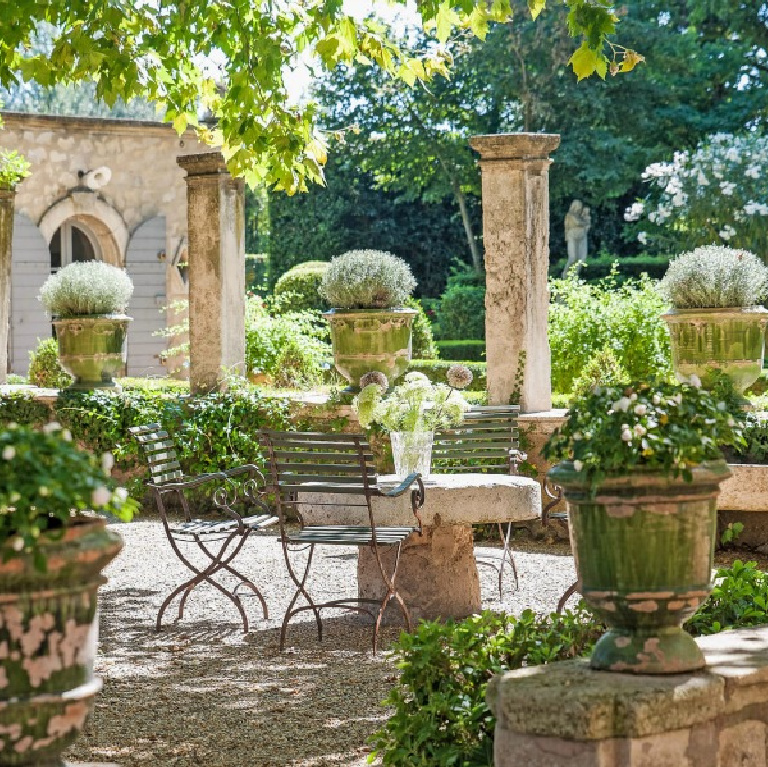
453, 179, 482, 272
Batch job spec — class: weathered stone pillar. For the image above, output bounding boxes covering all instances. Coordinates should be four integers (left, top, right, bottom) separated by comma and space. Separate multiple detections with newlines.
469, 134, 560, 412
0, 189, 16, 384
177, 153, 245, 393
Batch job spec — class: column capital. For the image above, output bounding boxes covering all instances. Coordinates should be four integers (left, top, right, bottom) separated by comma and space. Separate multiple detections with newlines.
177, 151, 229, 178
470, 133, 560, 162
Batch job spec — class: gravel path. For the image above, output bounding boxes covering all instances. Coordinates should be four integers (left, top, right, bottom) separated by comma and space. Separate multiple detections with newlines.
66, 521, 577, 767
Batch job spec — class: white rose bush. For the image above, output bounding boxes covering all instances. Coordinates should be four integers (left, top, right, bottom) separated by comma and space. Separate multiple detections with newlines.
626, 133, 768, 257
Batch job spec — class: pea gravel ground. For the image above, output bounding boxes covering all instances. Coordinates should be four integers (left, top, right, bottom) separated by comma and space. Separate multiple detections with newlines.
65, 520, 578, 767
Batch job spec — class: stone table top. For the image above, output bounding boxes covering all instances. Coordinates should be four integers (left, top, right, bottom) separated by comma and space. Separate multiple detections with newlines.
299, 472, 541, 528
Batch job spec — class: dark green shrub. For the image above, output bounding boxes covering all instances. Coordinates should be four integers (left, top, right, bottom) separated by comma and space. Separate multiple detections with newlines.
405, 298, 438, 359
570, 346, 628, 398
436, 283, 486, 340
436, 340, 485, 361
550, 253, 671, 282
273, 260, 329, 313
407, 359, 486, 392
0, 391, 50, 425
370, 606, 602, 767
28, 337, 72, 389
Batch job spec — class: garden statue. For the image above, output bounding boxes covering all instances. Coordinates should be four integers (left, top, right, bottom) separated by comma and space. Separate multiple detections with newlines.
563, 199, 591, 277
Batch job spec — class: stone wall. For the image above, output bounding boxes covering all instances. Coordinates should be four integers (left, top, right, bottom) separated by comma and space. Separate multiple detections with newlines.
489, 626, 768, 767
1, 111, 211, 265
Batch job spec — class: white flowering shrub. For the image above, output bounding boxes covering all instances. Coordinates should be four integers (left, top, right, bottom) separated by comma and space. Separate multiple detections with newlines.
661, 245, 768, 309
320, 250, 416, 309
39, 261, 134, 317
626, 133, 768, 258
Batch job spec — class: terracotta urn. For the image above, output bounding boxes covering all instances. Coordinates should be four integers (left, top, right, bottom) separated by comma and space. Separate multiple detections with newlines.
0, 516, 122, 764
662, 307, 768, 392
323, 308, 416, 391
53, 314, 131, 390
548, 459, 731, 674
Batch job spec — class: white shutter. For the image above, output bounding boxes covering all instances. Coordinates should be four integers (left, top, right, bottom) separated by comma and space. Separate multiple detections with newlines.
10, 214, 52, 376
125, 216, 167, 377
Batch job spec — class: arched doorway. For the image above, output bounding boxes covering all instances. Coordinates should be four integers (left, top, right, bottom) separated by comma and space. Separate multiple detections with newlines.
49, 219, 103, 269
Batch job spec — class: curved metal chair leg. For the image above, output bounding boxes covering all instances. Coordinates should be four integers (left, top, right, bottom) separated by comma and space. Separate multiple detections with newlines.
557, 580, 579, 613
280, 543, 321, 650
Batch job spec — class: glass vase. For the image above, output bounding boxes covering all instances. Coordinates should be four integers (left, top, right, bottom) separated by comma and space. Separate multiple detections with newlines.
390, 431, 433, 480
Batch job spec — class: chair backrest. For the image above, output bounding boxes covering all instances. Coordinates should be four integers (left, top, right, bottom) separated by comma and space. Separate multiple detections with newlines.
129, 423, 184, 486
259, 430, 377, 518
432, 405, 520, 473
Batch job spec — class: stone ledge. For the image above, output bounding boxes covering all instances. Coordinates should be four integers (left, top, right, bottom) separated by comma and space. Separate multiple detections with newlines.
489, 626, 768, 742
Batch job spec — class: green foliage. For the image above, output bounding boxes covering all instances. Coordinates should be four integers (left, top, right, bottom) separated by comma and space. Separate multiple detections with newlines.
571, 347, 628, 398
245, 295, 330, 388
320, 250, 416, 309
245, 254, 268, 293
548, 268, 672, 394
435, 340, 485, 361
660, 245, 768, 309
0, 148, 30, 189
686, 561, 768, 636
405, 298, 438, 359
435, 283, 486, 341
273, 261, 330, 313
0, 424, 135, 570
38, 262, 134, 317
28, 337, 72, 389
727, 411, 768, 465
370, 605, 602, 767
408, 359, 486, 392
544, 380, 745, 485
550, 253, 671, 283
0, 391, 51, 426
720, 522, 744, 548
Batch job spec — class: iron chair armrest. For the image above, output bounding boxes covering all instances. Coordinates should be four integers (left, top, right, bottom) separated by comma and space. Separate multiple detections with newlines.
150, 464, 262, 533
372, 472, 426, 533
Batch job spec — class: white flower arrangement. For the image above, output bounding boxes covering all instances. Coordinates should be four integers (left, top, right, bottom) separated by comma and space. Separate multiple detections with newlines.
354, 370, 469, 433
39, 261, 134, 317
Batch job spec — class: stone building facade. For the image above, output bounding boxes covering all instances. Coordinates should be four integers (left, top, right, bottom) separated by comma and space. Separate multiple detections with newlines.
1, 111, 213, 376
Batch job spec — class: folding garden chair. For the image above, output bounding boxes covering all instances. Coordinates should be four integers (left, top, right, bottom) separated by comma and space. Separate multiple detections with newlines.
433, 405, 562, 597
130, 423, 278, 632
259, 430, 425, 654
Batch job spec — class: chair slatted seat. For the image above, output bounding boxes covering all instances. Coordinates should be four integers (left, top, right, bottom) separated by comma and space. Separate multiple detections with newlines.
130, 423, 277, 633
434, 405, 561, 597
259, 429, 425, 654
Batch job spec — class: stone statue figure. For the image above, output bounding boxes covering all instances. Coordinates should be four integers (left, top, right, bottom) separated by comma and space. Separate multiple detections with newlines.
563, 199, 591, 277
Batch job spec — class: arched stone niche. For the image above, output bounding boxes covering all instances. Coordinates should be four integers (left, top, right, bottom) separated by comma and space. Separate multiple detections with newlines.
37, 190, 129, 267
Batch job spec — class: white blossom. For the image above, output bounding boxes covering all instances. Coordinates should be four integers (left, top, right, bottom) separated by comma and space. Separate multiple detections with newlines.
91, 486, 111, 507
101, 452, 114, 473
689, 374, 702, 388
42, 422, 62, 434
573, 460, 584, 472
12, 538, 24, 552
624, 202, 645, 222
613, 397, 631, 412
621, 428, 633, 442
719, 225, 736, 241
633, 424, 647, 437
2, 446, 15, 461
634, 403, 648, 416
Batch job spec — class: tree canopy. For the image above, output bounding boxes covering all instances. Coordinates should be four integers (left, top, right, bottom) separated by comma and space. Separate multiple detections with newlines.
0, 1, 638, 190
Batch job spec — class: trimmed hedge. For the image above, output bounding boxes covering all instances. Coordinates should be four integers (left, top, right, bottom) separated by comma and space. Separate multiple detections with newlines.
273, 260, 330, 313
408, 359, 486, 392
550, 254, 671, 282
436, 340, 485, 361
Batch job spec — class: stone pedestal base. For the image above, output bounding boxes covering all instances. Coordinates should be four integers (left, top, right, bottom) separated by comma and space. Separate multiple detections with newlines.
358, 524, 480, 624
488, 626, 768, 767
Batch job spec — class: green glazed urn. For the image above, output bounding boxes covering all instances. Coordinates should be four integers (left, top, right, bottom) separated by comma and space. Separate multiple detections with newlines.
323, 308, 417, 391
548, 459, 731, 675
662, 306, 768, 392
53, 314, 131, 391
0, 517, 122, 765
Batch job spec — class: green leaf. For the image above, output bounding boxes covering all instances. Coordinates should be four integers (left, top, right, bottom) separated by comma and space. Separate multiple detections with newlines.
569, 43, 601, 81
528, 0, 547, 20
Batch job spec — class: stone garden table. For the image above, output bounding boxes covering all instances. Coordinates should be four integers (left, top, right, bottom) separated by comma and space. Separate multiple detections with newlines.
299, 473, 542, 623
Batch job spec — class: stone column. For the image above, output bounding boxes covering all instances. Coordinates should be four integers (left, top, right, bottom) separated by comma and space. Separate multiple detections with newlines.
177, 153, 245, 393
469, 134, 560, 412
0, 189, 16, 384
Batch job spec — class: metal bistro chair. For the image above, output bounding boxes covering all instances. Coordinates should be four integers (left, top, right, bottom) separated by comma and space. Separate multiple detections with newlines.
433, 405, 562, 597
130, 423, 278, 633
259, 430, 425, 654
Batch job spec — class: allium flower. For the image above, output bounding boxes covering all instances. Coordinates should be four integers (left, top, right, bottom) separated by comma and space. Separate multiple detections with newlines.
621, 428, 633, 442
573, 460, 584, 472
359, 371, 388, 392
634, 403, 648, 416
446, 364, 473, 390
91, 486, 111, 507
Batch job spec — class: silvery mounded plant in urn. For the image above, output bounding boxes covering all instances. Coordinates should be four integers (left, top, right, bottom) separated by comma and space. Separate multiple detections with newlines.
39, 261, 134, 391
320, 250, 417, 391
544, 378, 743, 674
661, 245, 768, 392
0, 422, 135, 764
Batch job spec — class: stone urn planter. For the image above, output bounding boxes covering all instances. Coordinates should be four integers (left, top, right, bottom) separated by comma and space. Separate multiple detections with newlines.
549, 459, 731, 674
0, 517, 122, 764
53, 314, 132, 390
662, 306, 768, 392
323, 308, 417, 390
